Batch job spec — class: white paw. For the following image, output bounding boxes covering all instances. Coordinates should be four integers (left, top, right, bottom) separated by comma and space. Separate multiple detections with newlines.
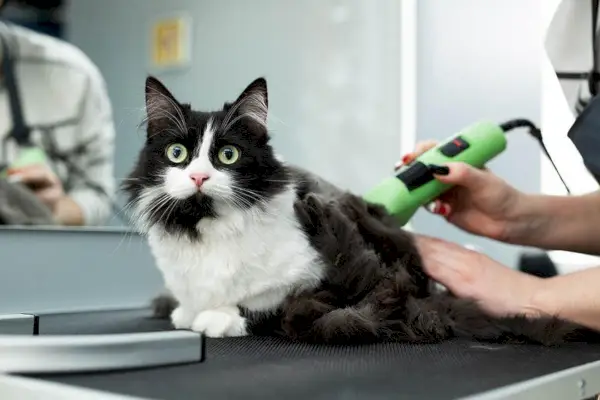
170, 306, 195, 329
191, 308, 248, 338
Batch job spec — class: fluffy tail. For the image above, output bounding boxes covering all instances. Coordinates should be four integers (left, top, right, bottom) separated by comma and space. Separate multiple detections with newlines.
283, 292, 600, 346
151, 293, 178, 319
433, 293, 600, 346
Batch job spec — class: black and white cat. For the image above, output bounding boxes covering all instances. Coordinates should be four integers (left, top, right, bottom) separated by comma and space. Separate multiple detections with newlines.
124, 76, 335, 337
124, 76, 599, 345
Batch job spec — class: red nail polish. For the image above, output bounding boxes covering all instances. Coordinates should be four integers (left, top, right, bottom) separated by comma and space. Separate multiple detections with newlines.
402, 154, 413, 164
439, 204, 450, 216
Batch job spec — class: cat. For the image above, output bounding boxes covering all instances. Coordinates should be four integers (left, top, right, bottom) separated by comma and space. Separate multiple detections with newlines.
124, 76, 337, 337
126, 75, 599, 345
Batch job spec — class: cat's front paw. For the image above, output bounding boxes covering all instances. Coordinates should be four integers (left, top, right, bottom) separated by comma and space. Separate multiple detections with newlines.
191, 307, 248, 337
170, 306, 196, 329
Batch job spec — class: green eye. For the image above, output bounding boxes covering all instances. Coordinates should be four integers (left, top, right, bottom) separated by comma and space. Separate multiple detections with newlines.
217, 145, 240, 165
166, 143, 188, 163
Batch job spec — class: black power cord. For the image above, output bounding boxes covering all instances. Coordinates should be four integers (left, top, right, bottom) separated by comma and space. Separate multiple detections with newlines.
500, 118, 571, 195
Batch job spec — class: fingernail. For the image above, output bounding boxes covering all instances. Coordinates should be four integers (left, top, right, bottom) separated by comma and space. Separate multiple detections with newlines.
427, 200, 441, 214
428, 164, 449, 175
438, 203, 450, 216
402, 154, 414, 164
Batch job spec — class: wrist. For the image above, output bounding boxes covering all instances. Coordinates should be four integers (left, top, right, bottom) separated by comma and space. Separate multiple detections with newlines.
502, 193, 551, 245
524, 278, 557, 318
505, 191, 600, 254
53, 196, 85, 226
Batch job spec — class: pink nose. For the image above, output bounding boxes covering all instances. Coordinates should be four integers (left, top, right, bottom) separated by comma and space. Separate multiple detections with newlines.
190, 173, 210, 187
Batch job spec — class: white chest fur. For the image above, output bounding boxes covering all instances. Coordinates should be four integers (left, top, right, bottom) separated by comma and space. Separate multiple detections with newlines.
147, 189, 324, 335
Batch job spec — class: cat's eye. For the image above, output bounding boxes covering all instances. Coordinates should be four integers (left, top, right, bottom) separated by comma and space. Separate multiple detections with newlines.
217, 145, 240, 165
166, 143, 188, 163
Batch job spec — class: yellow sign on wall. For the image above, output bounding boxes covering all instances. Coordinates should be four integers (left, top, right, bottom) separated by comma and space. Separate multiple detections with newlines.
151, 15, 190, 69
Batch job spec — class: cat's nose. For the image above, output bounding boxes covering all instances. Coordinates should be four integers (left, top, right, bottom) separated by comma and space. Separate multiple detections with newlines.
190, 173, 210, 188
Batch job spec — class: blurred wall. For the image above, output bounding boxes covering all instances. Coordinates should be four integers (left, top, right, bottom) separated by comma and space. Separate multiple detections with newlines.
65, 0, 406, 226
65, 0, 546, 268
412, 0, 544, 267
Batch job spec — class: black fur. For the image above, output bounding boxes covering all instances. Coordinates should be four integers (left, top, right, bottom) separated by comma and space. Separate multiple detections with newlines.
273, 192, 600, 346
151, 293, 178, 319
122, 76, 289, 239
139, 76, 600, 346
149, 183, 600, 346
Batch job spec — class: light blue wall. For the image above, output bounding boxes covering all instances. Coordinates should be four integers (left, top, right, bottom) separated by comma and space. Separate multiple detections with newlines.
65, 0, 406, 226
65, 0, 545, 267
412, 0, 543, 267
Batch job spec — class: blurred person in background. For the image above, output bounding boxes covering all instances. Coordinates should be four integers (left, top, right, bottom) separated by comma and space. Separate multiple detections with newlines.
0, 0, 116, 226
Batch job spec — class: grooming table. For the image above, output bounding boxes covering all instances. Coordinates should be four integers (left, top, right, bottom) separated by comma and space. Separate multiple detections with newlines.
1, 228, 600, 399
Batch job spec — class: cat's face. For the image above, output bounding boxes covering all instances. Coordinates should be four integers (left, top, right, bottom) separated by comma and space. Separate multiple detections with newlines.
122, 76, 289, 238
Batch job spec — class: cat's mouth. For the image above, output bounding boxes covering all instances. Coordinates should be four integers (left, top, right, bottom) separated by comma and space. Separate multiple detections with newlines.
194, 191, 208, 200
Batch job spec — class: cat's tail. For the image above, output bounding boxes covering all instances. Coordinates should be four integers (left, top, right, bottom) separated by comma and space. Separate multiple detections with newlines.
434, 293, 600, 346
151, 293, 178, 319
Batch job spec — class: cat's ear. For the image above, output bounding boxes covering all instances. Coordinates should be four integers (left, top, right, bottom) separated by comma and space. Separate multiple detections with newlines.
231, 77, 269, 128
144, 76, 184, 135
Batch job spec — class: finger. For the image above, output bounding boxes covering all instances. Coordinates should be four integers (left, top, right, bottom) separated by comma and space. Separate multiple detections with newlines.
430, 162, 491, 190
7, 164, 44, 174
414, 235, 480, 295
422, 188, 457, 216
424, 200, 452, 217
414, 139, 438, 155
394, 152, 417, 170
10, 167, 54, 186
35, 187, 61, 208
395, 140, 439, 170
414, 235, 463, 280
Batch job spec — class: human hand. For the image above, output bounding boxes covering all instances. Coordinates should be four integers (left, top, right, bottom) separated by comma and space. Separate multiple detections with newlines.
395, 141, 527, 243
414, 234, 544, 318
7, 164, 65, 213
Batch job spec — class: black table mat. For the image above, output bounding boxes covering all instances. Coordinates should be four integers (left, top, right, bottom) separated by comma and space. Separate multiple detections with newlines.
30, 309, 600, 400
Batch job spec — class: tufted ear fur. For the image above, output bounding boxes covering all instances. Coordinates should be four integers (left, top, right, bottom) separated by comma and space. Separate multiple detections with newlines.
144, 76, 186, 137
233, 77, 268, 126
220, 77, 269, 139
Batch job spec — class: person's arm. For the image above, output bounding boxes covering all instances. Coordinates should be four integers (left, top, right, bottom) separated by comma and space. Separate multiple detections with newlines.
507, 190, 600, 255
54, 196, 85, 225
532, 266, 600, 331
415, 234, 600, 331
8, 165, 86, 226
64, 65, 116, 226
